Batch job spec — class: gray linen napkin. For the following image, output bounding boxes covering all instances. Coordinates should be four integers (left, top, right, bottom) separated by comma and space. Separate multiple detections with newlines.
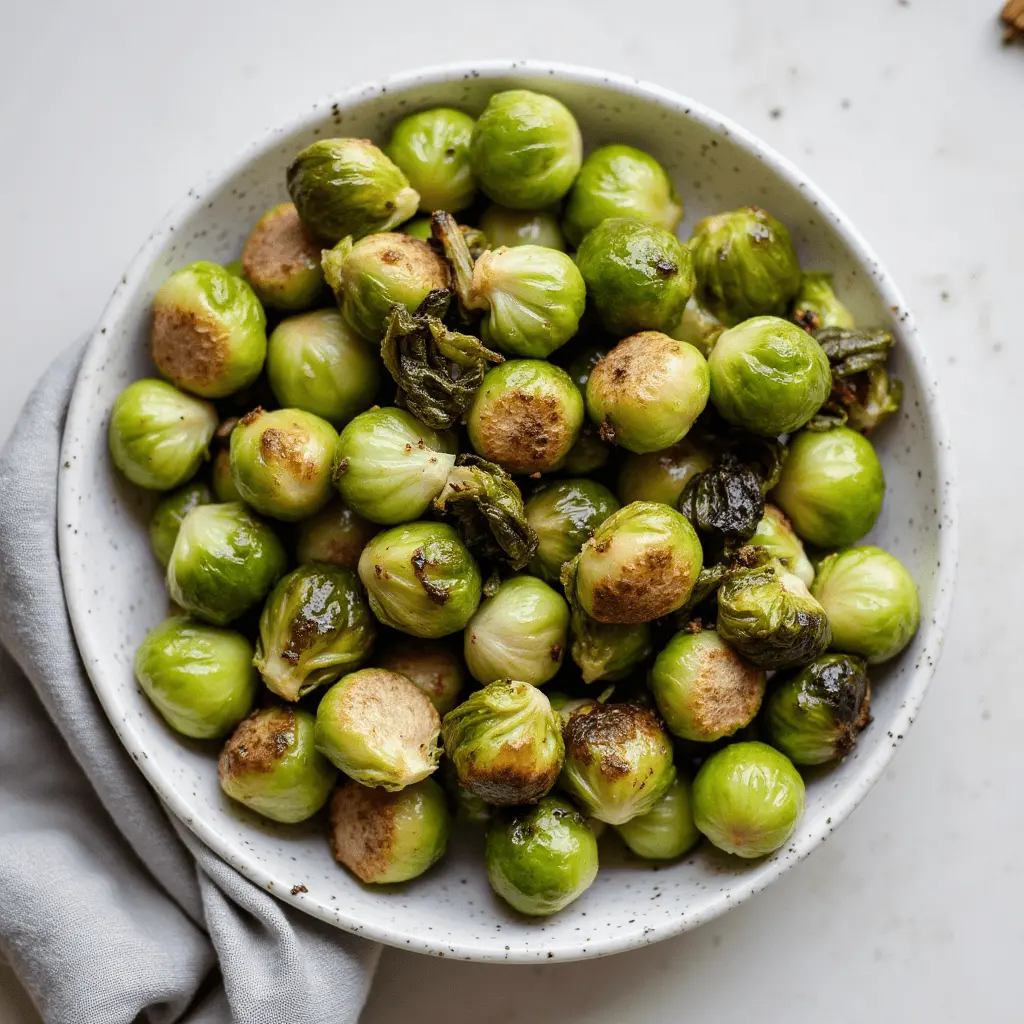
0, 346, 382, 1024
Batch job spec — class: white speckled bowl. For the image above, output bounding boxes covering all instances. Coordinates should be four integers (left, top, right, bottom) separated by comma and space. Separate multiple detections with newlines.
58, 60, 957, 962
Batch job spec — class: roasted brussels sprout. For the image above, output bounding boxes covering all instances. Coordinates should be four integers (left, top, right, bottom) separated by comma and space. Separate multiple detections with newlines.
241, 203, 324, 312
148, 480, 212, 566
386, 107, 477, 213
466, 359, 584, 474
151, 262, 267, 399
547, 692, 598, 726
692, 741, 805, 857
441, 679, 563, 804
357, 522, 482, 637
266, 309, 381, 427
287, 138, 419, 244
315, 668, 440, 789
668, 295, 726, 357
485, 796, 598, 916
478, 205, 566, 251
772, 427, 885, 549
211, 448, 242, 502
470, 90, 582, 209
585, 332, 709, 453
166, 503, 286, 625
377, 638, 466, 715
617, 440, 713, 507
576, 219, 696, 337
564, 144, 682, 247
109, 379, 217, 490
649, 628, 766, 741
464, 576, 569, 687
229, 407, 338, 521
295, 499, 377, 569
790, 272, 854, 332
745, 506, 813, 586
615, 778, 701, 860
329, 776, 450, 883
134, 616, 258, 738
811, 546, 919, 663
708, 316, 831, 436
333, 407, 456, 525
567, 608, 653, 685
219, 707, 336, 823
560, 702, 676, 825
768, 654, 871, 764
689, 207, 801, 326
255, 564, 376, 701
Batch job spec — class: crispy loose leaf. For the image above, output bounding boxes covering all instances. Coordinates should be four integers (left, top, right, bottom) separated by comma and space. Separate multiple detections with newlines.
432, 211, 486, 313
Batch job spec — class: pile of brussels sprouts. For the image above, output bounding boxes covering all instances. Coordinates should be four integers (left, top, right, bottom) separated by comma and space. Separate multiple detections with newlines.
112, 89, 920, 918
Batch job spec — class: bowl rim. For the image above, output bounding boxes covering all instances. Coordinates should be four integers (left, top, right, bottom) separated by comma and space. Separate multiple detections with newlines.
58, 58, 959, 962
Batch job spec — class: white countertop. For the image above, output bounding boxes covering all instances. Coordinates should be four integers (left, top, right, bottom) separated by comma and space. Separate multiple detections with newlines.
1, 1, 1019, 1019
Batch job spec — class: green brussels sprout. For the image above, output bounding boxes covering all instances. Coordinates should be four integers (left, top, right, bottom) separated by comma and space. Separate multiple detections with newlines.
585, 332, 709, 453
134, 616, 258, 738
148, 481, 212, 567
440, 758, 491, 824
617, 440, 713, 507
333, 407, 456, 525
485, 796, 598, 916
266, 309, 381, 427
255, 564, 376, 701
564, 144, 682, 248
464, 576, 569, 687
716, 552, 831, 669
322, 232, 450, 342
295, 499, 377, 569
385, 107, 477, 213
667, 295, 726, 357
478, 205, 566, 251
151, 261, 267, 399
649, 628, 766, 741
287, 138, 419, 244
219, 707, 336, 822
790, 272, 854, 332
466, 360, 584, 474
229, 407, 338, 521
567, 608, 653, 685
315, 667, 440, 789
614, 778, 700, 860
768, 654, 871, 765
772, 427, 885, 548
576, 218, 696, 337
377, 637, 466, 716
526, 479, 620, 584
401, 216, 434, 241
690, 207, 802, 326
560, 426, 610, 475
211, 448, 243, 502
470, 90, 582, 209
811, 546, 920, 663
708, 316, 831, 436
750, 504, 815, 587
109, 379, 217, 490
560, 702, 676, 825
329, 776, 450, 883
691, 741, 805, 857
241, 203, 324, 312
441, 679, 563, 804
357, 522, 482, 638
166, 503, 286, 625
565, 501, 703, 624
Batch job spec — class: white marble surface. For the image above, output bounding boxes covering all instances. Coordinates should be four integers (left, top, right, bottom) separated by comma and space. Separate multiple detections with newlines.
1, 0, 1019, 1019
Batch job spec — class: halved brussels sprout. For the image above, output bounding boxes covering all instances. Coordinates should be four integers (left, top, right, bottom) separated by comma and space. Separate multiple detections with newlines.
585, 332, 709, 453
329, 776, 450, 883
166, 503, 286, 626
470, 90, 582, 209
386, 107, 477, 213
615, 778, 701, 860
811, 546, 919, 663
668, 295, 726, 357
315, 668, 440, 789
377, 638, 466, 716
478, 205, 566, 251
441, 679, 563, 804
649, 628, 766, 741
485, 795, 598, 916
287, 138, 419, 244
750, 505, 815, 587
768, 653, 872, 764
149, 480, 212, 567
357, 522, 482, 638
691, 741, 805, 857
790, 272, 854, 332
617, 440, 713, 507
109, 379, 217, 490
266, 309, 381, 427
690, 207, 802, 326
295, 499, 378, 569
219, 707, 336, 823
134, 616, 258, 738
241, 203, 324, 312
151, 262, 267, 399
772, 427, 885, 549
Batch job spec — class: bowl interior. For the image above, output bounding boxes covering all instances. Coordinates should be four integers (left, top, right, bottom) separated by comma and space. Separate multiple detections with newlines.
58, 62, 955, 962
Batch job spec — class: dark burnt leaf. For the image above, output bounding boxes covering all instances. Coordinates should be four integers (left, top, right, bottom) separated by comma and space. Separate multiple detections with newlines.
679, 453, 764, 547
846, 366, 903, 434
812, 327, 902, 434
